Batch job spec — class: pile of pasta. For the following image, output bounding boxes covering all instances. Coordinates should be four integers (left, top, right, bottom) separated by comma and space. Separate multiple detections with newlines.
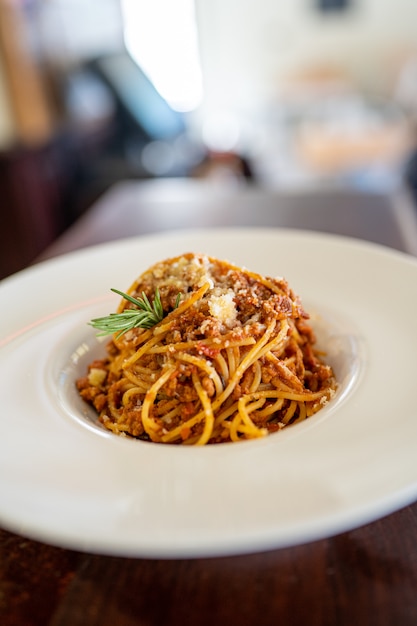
77, 253, 336, 445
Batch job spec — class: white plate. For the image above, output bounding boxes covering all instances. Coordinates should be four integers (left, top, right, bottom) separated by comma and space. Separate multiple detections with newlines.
1, 228, 416, 558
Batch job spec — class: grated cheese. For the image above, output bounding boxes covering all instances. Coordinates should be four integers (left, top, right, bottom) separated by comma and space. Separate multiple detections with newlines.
207, 289, 237, 327
88, 368, 107, 386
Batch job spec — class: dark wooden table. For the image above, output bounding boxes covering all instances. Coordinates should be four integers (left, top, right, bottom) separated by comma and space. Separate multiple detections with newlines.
2, 179, 417, 626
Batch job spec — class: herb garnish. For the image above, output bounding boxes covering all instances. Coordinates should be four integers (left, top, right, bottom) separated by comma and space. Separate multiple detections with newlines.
89, 288, 180, 337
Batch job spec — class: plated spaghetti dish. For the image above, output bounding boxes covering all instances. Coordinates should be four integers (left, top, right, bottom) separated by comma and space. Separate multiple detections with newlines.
76, 253, 337, 445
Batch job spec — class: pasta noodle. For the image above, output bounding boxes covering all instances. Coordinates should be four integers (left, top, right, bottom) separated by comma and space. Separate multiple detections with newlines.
76, 253, 337, 445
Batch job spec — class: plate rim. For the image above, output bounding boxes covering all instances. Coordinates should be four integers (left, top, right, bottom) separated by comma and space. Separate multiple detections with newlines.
1, 227, 417, 558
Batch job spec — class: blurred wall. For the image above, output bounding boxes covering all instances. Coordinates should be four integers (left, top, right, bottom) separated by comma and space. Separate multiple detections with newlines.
34, 0, 124, 68
195, 0, 417, 119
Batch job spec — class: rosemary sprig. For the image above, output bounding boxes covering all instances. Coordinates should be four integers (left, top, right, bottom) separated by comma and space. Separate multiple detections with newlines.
89, 288, 177, 337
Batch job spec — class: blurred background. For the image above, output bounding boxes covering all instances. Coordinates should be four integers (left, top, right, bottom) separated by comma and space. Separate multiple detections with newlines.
1, 0, 417, 279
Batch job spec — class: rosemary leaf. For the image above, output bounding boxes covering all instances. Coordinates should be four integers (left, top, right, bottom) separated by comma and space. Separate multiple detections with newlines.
89, 287, 179, 337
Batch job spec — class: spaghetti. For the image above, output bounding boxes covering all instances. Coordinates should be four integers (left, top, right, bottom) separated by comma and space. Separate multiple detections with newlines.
76, 253, 336, 445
